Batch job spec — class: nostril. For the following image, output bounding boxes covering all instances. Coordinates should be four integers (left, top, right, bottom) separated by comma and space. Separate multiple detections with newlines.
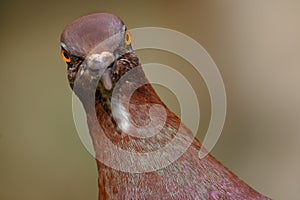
86, 52, 115, 72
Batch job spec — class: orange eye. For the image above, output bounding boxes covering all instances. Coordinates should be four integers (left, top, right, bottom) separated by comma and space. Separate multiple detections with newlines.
124, 30, 132, 46
61, 49, 72, 63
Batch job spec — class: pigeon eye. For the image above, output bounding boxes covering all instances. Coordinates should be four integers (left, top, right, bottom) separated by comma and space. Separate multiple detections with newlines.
124, 30, 132, 46
61, 49, 72, 63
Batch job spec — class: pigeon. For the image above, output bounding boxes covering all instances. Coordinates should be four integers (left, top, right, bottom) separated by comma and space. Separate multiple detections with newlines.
60, 13, 271, 200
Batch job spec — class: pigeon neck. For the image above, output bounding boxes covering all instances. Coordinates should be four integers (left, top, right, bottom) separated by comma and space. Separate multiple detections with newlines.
84, 66, 182, 153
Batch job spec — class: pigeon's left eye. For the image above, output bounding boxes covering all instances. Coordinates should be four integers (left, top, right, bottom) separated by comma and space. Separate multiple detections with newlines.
124, 30, 132, 46
61, 49, 72, 63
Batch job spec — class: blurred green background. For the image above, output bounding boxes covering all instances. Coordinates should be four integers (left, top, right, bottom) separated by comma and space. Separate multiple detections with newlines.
1, 0, 299, 199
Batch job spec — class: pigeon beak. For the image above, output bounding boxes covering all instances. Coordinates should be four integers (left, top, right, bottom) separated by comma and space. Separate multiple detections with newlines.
85, 51, 115, 90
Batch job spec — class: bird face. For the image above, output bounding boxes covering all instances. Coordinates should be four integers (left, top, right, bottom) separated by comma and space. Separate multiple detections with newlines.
60, 13, 133, 90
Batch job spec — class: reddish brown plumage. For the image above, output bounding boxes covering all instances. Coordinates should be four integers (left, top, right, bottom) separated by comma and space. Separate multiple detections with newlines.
60, 13, 271, 200
88, 61, 269, 200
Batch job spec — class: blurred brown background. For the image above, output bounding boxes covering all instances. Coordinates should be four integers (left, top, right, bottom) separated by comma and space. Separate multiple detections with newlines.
0, 0, 299, 199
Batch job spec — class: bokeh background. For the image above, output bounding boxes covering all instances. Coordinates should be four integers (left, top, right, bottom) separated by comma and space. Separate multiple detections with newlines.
1, 0, 299, 199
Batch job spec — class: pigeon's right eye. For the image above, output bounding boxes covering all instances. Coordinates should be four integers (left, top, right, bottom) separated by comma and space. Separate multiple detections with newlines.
61, 49, 72, 63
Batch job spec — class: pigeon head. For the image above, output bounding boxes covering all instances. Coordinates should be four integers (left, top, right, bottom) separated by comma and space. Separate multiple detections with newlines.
60, 13, 136, 90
